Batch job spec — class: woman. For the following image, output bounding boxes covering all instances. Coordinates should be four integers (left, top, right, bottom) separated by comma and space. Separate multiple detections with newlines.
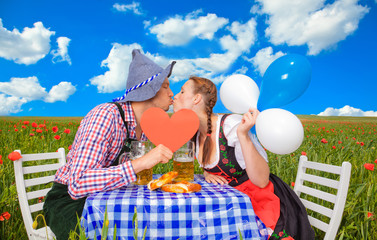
173, 76, 314, 239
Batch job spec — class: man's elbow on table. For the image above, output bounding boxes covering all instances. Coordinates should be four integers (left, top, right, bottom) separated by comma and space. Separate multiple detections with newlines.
68, 184, 86, 200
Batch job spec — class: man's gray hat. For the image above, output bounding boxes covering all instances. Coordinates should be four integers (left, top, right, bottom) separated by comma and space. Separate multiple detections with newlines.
113, 49, 176, 102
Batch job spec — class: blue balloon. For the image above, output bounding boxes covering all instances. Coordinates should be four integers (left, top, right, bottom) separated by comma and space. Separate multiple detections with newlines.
257, 54, 311, 111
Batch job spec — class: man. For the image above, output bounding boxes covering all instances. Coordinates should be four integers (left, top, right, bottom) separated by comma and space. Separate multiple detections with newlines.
43, 49, 176, 239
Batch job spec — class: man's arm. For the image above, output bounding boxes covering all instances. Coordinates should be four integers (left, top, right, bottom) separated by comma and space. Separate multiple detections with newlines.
66, 105, 137, 199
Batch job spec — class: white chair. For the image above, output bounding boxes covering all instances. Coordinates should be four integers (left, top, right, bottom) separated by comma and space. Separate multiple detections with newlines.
14, 148, 66, 240
294, 155, 351, 240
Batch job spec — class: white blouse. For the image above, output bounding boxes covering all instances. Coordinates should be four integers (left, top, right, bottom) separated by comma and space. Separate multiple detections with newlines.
195, 114, 268, 169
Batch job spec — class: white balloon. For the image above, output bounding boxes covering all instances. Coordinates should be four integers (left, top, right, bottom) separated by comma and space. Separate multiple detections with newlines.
255, 108, 304, 155
220, 74, 259, 114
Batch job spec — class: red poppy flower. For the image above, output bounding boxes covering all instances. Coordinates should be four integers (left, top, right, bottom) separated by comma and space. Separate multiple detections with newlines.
30, 133, 35, 137
0, 155, 3, 165
374, 159, 377, 164
222, 158, 229, 164
64, 129, 71, 134
54, 135, 61, 140
367, 212, 373, 218
23, 121, 29, 125
364, 163, 374, 171
301, 151, 307, 156
332, 146, 336, 149
21, 125, 26, 129
291, 182, 295, 187
338, 141, 342, 144
36, 129, 43, 133
220, 145, 226, 151
52, 126, 58, 133
360, 142, 364, 146
8, 152, 22, 161
321, 138, 328, 144
14, 129, 18, 132
32, 122, 38, 128
0, 212, 11, 221
68, 145, 72, 150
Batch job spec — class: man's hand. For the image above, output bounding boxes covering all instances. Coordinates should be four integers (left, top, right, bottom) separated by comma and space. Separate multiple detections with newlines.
131, 144, 172, 173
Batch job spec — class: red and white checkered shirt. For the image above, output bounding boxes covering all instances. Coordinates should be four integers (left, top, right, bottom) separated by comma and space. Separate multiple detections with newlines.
54, 102, 147, 199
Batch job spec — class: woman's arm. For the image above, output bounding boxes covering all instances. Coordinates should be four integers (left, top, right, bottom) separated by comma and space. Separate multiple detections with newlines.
237, 109, 270, 188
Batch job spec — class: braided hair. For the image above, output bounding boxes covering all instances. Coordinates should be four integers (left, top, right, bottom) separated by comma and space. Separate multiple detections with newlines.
189, 76, 217, 167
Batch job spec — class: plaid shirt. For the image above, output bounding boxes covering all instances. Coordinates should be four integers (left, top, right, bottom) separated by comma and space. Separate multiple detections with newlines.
55, 102, 147, 199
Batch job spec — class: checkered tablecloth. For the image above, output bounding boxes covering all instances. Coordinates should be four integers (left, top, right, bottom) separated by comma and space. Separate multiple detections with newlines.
81, 175, 268, 240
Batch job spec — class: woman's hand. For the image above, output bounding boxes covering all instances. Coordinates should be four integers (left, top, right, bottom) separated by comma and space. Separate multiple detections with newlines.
237, 108, 259, 136
203, 171, 228, 185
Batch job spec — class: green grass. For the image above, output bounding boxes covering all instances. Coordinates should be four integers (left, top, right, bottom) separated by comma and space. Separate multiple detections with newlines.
1, 115, 376, 239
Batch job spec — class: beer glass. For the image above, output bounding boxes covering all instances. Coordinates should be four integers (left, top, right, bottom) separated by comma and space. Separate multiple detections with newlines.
173, 140, 194, 182
128, 141, 153, 185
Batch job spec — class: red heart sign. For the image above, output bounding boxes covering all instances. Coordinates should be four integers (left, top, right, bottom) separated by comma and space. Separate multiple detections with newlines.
140, 107, 199, 152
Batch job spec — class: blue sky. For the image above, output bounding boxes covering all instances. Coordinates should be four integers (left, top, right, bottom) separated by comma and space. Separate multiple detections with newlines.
0, 0, 376, 117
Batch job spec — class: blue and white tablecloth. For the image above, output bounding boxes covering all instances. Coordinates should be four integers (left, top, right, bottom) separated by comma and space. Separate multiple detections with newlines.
81, 174, 268, 240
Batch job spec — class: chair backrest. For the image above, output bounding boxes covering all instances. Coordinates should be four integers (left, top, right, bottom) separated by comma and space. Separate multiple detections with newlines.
14, 148, 66, 240
294, 155, 351, 240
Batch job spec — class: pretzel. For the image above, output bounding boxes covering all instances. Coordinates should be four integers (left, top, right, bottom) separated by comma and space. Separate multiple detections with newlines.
147, 171, 179, 190
147, 171, 201, 193
161, 181, 202, 193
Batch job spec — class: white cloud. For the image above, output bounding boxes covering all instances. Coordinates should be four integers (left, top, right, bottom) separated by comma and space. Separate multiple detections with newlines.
0, 76, 76, 115
149, 10, 229, 46
0, 76, 48, 101
0, 19, 55, 64
51, 37, 72, 65
91, 18, 258, 93
169, 18, 258, 82
90, 43, 142, 93
0, 94, 28, 115
256, 0, 369, 55
113, 2, 143, 15
45, 82, 76, 103
246, 47, 285, 75
143, 20, 151, 29
250, 4, 262, 15
210, 66, 249, 85
318, 105, 377, 117
220, 18, 257, 56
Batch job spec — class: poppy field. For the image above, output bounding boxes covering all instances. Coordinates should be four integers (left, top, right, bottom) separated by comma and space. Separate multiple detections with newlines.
0, 115, 376, 239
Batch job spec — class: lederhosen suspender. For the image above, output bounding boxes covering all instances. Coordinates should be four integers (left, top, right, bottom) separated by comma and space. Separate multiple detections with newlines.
110, 102, 132, 166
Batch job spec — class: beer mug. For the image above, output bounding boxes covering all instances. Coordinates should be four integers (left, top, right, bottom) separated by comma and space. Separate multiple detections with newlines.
128, 141, 153, 185
173, 140, 194, 182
